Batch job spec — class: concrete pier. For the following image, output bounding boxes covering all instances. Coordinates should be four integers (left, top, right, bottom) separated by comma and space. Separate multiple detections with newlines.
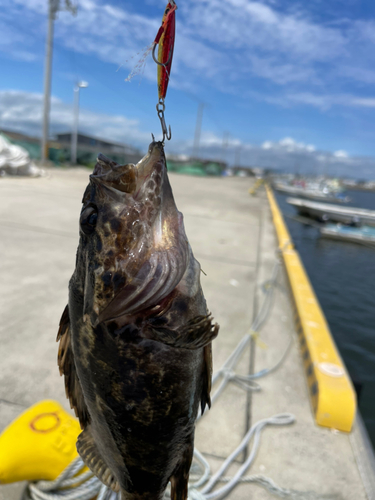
0, 169, 372, 499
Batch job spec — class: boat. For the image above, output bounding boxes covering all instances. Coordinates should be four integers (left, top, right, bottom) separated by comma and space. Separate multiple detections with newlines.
320, 224, 375, 246
273, 182, 350, 203
287, 197, 375, 226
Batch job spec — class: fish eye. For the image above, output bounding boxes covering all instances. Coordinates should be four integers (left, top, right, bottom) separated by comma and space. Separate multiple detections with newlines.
80, 206, 98, 235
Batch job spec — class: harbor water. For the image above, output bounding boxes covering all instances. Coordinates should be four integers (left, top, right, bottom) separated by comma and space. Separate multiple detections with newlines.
275, 189, 375, 448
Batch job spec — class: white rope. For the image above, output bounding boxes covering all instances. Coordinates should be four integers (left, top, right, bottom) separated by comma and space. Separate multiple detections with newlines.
22, 459, 111, 500
198, 261, 282, 420
194, 414, 296, 500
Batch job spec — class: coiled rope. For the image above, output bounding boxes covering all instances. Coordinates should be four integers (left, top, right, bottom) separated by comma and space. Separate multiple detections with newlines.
24, 259, 329, 500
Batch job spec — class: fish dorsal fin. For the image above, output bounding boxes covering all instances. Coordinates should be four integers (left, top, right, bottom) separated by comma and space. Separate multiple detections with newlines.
148, 314, 219, 350
57, 305, 90, 429
77, 426, 120, 492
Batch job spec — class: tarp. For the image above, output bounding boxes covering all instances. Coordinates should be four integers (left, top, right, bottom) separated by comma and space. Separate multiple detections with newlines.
0, 134, 43, 176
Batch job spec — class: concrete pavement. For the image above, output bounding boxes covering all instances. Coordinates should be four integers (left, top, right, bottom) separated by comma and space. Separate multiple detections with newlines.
0, 168, 368, 499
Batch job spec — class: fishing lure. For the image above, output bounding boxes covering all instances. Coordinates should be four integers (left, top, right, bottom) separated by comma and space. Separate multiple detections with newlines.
153, 1, 177, 100
125, 1, 177, 143
153, 0, 177, 142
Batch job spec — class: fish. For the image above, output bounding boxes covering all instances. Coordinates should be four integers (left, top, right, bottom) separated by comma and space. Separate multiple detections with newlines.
57, 141, 219, 500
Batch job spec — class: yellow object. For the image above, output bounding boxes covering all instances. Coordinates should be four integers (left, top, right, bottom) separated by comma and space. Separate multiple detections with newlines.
266, 185, 356, 432
249, 178, 264, 195
0, 400, 81, 483
249, 330, 268, 350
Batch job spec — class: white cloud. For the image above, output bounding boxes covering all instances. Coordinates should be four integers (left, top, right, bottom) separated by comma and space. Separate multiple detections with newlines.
182, 0, 347, 90
262, 141, 273, 150
3, 0, 375, 123
191, 134, 375, 179
186, 0, 344, 60
262, 137, 315, 153
198, 132, 222, 147
0, 90, 150, 146
264, 92, 334, 110
11, 0, 47, 12
1, 89, 375, 178
0, 0, 368, 89
334, 150, 349, 159
350, 98, 375, 108
262, 91, 375, 111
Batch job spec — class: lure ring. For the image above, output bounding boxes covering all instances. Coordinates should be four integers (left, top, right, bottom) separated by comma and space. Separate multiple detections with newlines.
156, 99, 172, 143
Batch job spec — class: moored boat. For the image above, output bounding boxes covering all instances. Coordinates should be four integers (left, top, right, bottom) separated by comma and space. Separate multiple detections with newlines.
287, 197, 375, 226
320, 224, 375, 246
273, 181, 350, 203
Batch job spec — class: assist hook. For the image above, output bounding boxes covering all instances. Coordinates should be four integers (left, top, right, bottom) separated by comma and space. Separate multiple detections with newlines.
156, 98, 172, 143
152, 44, 172, 67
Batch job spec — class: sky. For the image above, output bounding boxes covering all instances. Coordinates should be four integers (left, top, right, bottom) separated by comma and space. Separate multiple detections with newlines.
1, 0, 375, 177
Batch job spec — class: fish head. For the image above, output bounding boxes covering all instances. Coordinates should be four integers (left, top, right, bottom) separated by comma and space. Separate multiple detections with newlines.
75, 141, 188, 326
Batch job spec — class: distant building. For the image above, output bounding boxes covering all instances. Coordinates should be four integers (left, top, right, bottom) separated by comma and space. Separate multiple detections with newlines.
1, 129, 40, 144
55, 132, 141, 160
51, 132, 142, 165
0, 129, 143, 166
228, 166, 267, 177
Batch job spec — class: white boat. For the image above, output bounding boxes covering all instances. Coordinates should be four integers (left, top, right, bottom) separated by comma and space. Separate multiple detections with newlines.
287, 197, 375, 226
274, 183, 350, 203
320, 224, 375, 246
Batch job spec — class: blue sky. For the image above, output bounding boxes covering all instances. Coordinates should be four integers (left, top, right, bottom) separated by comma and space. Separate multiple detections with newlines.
2, 0, 375, 177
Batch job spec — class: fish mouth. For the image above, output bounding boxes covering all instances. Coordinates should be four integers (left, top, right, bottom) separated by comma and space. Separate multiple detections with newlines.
91, 141, 165, 196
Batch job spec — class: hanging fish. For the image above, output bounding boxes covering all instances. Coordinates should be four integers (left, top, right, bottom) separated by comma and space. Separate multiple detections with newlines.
57, 140, 219, 500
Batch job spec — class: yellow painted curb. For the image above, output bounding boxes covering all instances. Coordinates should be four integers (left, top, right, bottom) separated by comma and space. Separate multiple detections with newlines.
266, 185, 356, 432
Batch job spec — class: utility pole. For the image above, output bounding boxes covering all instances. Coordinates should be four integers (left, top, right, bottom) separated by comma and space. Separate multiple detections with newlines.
71, 81, 88, 165
235, 145, 241, 167
221, 131, 230, 164
41, 0, 76, 165
192, 102, 205, 159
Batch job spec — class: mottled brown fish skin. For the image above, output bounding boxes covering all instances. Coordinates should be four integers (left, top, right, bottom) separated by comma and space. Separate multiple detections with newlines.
58, 142, 218, 500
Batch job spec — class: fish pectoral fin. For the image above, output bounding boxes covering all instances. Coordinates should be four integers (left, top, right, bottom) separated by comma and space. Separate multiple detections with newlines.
57, 305, 90, 429
77, 426, 120, 493
149, 314, 219, 350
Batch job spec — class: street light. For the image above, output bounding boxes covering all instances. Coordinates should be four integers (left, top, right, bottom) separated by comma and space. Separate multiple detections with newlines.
71, 81, 88, 165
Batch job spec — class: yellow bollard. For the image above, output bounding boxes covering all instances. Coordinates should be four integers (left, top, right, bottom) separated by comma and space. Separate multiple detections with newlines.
249, 178, 264, 196
0, 400, 81, 483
